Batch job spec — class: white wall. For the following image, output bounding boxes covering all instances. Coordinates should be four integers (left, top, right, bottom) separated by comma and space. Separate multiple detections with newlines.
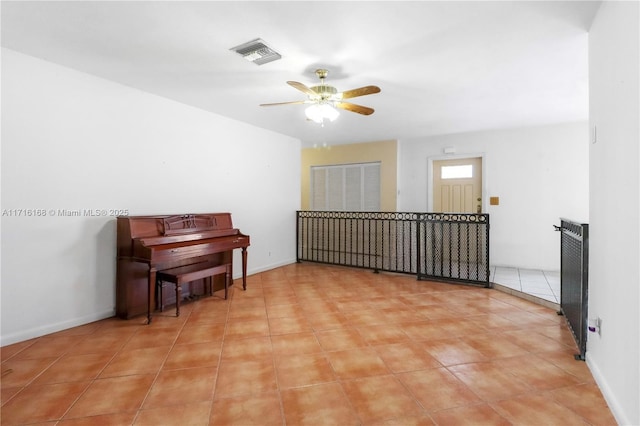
0, 48, 301, 346
587, 2, 639, 425
398, 122, 589, 271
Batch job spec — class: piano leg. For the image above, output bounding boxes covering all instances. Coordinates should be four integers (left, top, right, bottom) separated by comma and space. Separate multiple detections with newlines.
148, 268, 157, 324
241, 247, 248, 291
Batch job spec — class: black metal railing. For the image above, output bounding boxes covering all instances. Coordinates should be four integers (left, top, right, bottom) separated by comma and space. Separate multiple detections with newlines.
556, 218, 589, 360
417, 213, 490, 286
296, 211, 420, 274
296, 211, 490, 287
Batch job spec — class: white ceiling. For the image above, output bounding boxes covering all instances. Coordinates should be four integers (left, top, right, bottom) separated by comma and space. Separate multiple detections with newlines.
1, 1, 600, 147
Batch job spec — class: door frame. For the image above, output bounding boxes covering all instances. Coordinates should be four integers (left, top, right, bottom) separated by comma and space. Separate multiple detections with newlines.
427, 153, 487, 212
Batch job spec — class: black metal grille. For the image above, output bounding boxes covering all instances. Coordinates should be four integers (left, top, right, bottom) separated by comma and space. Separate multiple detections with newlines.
417, 213, 490, 287
296, 211, 490, 287
558, 218, 589, 360
297, 211, 419, 274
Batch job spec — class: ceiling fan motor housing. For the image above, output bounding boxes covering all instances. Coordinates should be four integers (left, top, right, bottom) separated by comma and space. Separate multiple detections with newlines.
310, 84, 339, 101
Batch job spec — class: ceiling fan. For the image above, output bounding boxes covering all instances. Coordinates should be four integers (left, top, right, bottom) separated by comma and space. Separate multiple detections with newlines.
260, 69, 381, 123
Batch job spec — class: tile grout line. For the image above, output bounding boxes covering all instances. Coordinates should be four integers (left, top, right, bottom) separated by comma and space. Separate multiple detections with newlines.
58, 340, 124, 422
130, 294, 213, 424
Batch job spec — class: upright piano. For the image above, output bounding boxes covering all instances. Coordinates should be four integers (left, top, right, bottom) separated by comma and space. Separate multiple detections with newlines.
116, 213, 250, 320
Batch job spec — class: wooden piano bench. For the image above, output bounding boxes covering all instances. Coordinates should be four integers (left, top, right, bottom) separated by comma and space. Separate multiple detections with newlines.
156, 261, 231, 317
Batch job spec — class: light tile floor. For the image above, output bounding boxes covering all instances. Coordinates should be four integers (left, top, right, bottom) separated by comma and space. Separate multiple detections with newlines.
491, 266, 561, 304
1, 263, 615, 425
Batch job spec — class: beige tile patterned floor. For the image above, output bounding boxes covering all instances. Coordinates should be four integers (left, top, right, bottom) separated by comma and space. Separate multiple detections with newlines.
1, 263, 616, 425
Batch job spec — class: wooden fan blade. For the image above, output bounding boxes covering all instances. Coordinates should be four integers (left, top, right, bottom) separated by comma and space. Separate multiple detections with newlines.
260, 100, 307, 106
341, 85, 381, 99
287, 81, 318, 97
335, 102, 374, 116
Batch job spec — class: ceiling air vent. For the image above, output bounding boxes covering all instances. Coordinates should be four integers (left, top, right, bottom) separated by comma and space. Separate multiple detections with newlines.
230, 38, 281, 65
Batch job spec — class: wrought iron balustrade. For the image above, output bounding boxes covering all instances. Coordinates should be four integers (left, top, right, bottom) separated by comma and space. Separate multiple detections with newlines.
296, 211, 490, 287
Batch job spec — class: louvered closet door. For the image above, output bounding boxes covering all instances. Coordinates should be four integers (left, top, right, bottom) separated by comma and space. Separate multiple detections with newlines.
312, 168, 327, 210
327, 167, 344, 210
345, 166, 362, 211
311, 162, 380, 211
363, 163, 380, 211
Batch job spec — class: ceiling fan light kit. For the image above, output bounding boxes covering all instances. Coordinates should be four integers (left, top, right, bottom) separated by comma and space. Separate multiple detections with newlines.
305, 103, 339, 124
261, 69, 380, 124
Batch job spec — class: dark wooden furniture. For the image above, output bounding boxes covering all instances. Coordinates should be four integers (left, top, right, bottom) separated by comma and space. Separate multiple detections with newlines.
116, 213, 250, 323
156, 261, 231, 316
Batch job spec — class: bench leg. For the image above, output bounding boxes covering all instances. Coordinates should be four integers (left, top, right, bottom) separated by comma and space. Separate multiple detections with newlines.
224, 265, 231, 300
175, 283, 181, 317
157, 279, 165, 312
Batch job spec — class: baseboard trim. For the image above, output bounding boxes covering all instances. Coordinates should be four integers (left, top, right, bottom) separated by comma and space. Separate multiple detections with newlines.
1, 309, 115, 347
586, 352, 631, 425
244, 259, 296, 277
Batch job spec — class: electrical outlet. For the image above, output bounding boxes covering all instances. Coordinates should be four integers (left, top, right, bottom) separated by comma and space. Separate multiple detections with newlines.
588, 317, 602, 336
